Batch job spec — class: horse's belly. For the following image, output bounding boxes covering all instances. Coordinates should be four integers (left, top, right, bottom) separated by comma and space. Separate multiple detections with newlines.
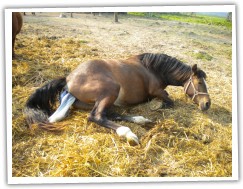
114, 88, 148, 106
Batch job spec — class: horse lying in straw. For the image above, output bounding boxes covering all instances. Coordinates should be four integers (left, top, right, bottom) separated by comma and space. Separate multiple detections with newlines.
24, 53, 211, 145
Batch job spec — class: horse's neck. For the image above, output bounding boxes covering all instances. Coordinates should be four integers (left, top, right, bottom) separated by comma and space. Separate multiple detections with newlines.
137, 53, 192, 87
165, 71, 191, 87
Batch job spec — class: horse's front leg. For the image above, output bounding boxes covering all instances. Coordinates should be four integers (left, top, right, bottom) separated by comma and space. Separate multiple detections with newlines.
107, 112, 153, 125
150, 88, 174, 108
88, 95, 139, 146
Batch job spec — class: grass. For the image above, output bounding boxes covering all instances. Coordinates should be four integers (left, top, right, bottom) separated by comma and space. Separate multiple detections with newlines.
11, 13, 232, 178
128, 12, 232, 29
192, 51, 213, 61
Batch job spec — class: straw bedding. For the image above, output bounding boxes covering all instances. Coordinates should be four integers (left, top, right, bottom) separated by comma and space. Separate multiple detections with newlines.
12, 13, 232, 177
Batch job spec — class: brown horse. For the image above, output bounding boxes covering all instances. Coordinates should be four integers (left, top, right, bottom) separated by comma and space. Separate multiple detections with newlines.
12, 12, 23, 58
24, 53, 211, 145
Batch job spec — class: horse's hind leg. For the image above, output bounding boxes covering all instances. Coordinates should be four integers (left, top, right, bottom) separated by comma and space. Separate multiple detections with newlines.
48, 91, 76, 123
88, 95, 139, 145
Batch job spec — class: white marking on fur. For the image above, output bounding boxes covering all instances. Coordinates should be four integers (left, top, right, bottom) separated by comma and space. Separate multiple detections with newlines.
116, 126, 131, 137
131, 116, 152, 125
48, 92, 76, 123
116, 126, 139, 145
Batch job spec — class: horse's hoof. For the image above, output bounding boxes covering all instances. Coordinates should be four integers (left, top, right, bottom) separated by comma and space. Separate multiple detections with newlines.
116, 126, 139, 146
127, 134, 139, 146
131, 116, 152, 125
162, 101, 174, 108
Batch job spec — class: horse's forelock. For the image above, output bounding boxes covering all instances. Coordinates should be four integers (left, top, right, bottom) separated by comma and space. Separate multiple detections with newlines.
197, 69, 207, 79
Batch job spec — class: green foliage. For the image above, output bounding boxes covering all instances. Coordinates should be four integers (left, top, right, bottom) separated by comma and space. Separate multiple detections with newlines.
193, 51, 213, 61
128, 12, 232, 29
80, 39, 88, 44
128, 12, 146, 17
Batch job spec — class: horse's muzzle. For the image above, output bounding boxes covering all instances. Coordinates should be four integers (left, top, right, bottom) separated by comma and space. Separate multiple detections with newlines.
199, 99, 211, 111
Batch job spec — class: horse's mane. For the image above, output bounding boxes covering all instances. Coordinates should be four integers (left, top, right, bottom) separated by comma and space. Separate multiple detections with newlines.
138, 53, 192, 85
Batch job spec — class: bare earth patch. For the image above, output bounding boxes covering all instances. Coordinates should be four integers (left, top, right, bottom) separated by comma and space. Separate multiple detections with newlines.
12, 13, 232, 177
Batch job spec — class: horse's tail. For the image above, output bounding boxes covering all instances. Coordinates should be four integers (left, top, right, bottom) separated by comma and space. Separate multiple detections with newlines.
24, 77, 67, 131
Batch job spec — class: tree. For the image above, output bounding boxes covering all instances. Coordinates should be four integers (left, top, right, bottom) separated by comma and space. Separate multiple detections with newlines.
190, 12, 196, 16
114, 12, 118, 22
147, 12, 153, 17
227, 12, 232, 21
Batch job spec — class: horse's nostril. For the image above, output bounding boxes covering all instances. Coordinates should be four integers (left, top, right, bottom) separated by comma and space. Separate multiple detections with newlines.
205, 102, 210, 108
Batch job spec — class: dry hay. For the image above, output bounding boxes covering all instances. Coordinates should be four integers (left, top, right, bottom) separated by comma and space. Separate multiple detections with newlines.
12, 13, 232, 177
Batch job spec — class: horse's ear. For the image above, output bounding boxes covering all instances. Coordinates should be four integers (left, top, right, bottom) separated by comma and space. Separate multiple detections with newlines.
192, 64, 197, 75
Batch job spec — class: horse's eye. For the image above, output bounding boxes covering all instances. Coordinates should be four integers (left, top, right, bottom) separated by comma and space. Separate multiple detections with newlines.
198, 82, 202, 84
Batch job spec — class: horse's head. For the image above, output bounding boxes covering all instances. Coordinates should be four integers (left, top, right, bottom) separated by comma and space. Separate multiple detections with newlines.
184, 64, 211, 111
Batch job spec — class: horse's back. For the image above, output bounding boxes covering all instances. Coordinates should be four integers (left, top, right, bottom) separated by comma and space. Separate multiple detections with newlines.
66, 58, 161, 106
67, 60, 119, 103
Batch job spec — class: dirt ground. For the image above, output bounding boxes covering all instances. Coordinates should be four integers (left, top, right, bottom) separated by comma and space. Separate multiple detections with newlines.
12, 12, 232, 178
